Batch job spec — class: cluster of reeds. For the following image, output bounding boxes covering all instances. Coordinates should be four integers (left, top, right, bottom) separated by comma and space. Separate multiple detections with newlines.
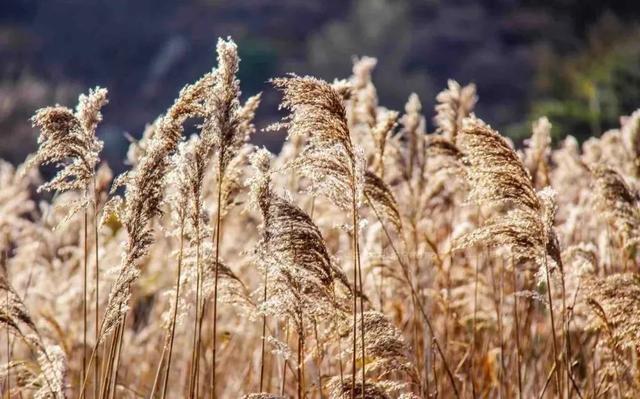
2, 36, 640, 399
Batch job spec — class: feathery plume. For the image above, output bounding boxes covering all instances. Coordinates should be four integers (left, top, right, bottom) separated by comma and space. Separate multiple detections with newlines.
590, 164, 640, 252
28, 87, 107, 221
271, 75, 364, 209
339, 311, 417, 381
327, 375, 391, 399
201, 37, 261, 398
364, 171, 402, 232
101, 72, 213, 339
399, 93, 426, 178
271, 75, 367, 396
584, 273, 640, 350
524, 117, 552, 188
1, 273, 67, 398
250, 148, 350, 327
458, 116, 539, 212
621, 109, 640, 177
434, 80, 477, 143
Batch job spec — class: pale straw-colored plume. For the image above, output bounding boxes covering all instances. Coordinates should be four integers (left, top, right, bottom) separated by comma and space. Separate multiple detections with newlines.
590, 164, 640, 252
398, 93, 425, 178
339, 311, 417, 382
1, 272, 67, 398
434, 80, 477, 143
125, 116, 161, 167
455, 116, 561, 268
424, 135, 463, 175
33, 345, 67, 399
621, 109, 640, 177
370, 109, 398, 178
203, 38, 261, 176
0, 272, 38, 340
524, 116, 552, 188
364, 171, 402, 232
249, 148, 350, 322
28, 87, 107, 216
456, 115, 565, 396
584, 273, 640, 351
350, 56, 379, 129
457, 116, 539, 212
101, 72, 213, 339
271, 74, 369, 396
270, 74, 365, 209
326, 375, 392, 399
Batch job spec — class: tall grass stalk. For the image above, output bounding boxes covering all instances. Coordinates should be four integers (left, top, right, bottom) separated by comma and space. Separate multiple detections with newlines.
211, 165, 223, 398
161, 225, 185, 399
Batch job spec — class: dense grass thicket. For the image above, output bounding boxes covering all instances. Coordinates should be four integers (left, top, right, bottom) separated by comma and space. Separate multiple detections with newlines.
1, 37, 640, 399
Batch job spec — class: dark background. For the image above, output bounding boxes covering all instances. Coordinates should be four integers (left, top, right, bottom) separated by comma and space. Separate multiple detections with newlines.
2, 0, 640, 170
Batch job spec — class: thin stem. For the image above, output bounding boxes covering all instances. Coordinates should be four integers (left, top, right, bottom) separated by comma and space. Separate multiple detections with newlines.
356, 235, 365, 399
543, 255, 562, 397
161, 224, 185, 399
470, 250, 479, 398
313, 320, 324, 399
192, 298, 210, 399
149, 343, 167, 399
194, 227, 203, 399
350, 186, 359, 399
211, 162, 224, 399
512, 266, 523, 399
188, 226, 203, 398
489, 256, 505, 399
80, 284, 130, 398
538, 361, 558, 399
259, 262, 268, 392
99, 324, 118, 399
281, 322, 289, 397
331, 282, 344, 388
4, 253, 10, 398
297, 332, 304, 399
83, 204, 88, 388
93, 179, 100, 399
109, 317, 126, 399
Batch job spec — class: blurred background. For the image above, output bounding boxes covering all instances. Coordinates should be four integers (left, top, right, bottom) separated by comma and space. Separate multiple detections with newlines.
2, 0, 640, 171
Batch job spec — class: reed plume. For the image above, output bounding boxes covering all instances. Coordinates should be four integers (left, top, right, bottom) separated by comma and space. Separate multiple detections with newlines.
584, 273, 640, 397
28, 87, 107, 393
621, 109, 640, 177
338, 311, 417, 385
250, 147, 350, 397
198, 37, 261, 397
456, 115, 563, 396
101, 72, 212, 341
28, 87, 106, 201
399, 93, 425, 179
271, 75, 367, 398
524, 116, 552, 188
434, 80, 477, 143
326, 375, 391, 399
590, 164, 640, 255
81, 72, 213, 399
1, 272, 67, 398
584, 273, 640, 351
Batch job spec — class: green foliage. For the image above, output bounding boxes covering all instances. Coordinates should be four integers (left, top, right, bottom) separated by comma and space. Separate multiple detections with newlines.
526, 14, 640, 141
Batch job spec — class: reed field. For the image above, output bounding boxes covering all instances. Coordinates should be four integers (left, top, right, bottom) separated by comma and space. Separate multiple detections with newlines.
2, 37, 640, 399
